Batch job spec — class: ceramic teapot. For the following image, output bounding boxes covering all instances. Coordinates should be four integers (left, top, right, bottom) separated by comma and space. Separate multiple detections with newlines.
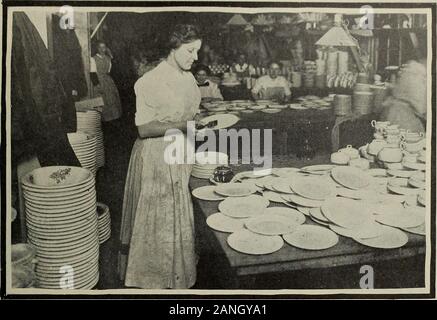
400, 140, 425, 154
349, 158, 370, 170
401, 131, 424, 143
338, 145, 360, 159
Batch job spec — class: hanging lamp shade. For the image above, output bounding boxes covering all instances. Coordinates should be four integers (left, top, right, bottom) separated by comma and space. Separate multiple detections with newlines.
226, 14, 249, 26
315, 26, 358, 47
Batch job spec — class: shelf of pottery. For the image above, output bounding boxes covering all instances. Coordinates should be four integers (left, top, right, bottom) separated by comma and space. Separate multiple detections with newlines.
12, 165, 112, 289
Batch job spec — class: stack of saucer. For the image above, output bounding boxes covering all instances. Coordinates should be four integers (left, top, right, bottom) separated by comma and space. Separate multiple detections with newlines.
76, 111, 105, 169
68, 132, 97, 176
191, 152, 229, 179
21, 166, 99, 289
96, 202, 111, 244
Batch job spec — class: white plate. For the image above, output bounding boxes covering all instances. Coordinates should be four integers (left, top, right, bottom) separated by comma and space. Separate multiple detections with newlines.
270, 178, 294, 194
402, 161, 426, 171
296, 206, 311, 216
200, 114, 240, 130
290, 177, 337, 200
367, 168, 387, 177
206, 213, 246, 233
283, 225, 339, 250
261, 109, 282, 114
227, 229, 284, 255
375, 209, 424, 228
23, 191, 96, 208
387, 184, 421, 196
329, 221, 386, 239
386, 169, 416, 178
192, 186, 226, 201
402, 223, 426, 236
281, 194, 325, 208
309, 207, 330, 223
353, 226, 408, 249
262, 191, 287, 203
300, 164, 336, 172
248, 105, 267, 111
321, 198, 374, 229
22, 166, 93, 190
245, 214, 300, 236
263, 207, 306, 225
219, 195, 269, 218
215, 183, 258, 197
336, 188, 379, 201
417, 191, 426, 207
331, 166, 371, 190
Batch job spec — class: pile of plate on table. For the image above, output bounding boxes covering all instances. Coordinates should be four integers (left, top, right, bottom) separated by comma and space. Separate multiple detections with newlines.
96, 202, 111, 244
191, 152, 229, 180
201, 100, 290, 116
76, 111, 105, 169
191, 164, 427, 255
292, 95, 334, 110
21, 166, 100, 289
67, 132, 97, 176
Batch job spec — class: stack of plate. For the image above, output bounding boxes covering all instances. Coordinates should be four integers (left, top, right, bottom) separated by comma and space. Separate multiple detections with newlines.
96, 203, 111, 244
76, 111, 105, 169
68, 132, 97, 176
21, 166, 99, 289
191, 152, 229, 179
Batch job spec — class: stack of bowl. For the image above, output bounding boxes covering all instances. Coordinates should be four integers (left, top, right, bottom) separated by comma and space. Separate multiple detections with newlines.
76, 111, 105, 169
67, 132, 97, 176
191, 152, 229, 179
21, 166, 99, 289
96, 202, 111, 244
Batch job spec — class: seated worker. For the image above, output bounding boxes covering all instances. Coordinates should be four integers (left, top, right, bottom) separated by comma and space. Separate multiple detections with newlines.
251, 62, 291, 102
193, 64, 224, 101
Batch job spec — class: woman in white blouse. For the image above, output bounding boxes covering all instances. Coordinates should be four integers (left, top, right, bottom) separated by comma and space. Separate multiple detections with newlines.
118, 25, 202, 289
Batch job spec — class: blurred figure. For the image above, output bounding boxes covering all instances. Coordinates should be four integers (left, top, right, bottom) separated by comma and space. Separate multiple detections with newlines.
251, 62, 291, 102
193, 64, 223, 101
232, 53, 249, 76
379, 59, 427, 132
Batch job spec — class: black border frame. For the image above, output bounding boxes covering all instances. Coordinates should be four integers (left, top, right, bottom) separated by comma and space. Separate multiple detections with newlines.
1, 1, 435, 300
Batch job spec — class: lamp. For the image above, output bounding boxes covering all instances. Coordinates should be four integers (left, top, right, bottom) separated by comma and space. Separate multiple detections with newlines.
226, 14, 249, 26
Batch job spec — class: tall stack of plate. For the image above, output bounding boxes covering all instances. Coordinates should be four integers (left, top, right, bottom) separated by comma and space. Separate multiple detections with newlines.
96, 202, 111, 244
76, 111, 105, 169
67, 132, 97, 176
191, 152, 229, 179
21, 166, 99, 289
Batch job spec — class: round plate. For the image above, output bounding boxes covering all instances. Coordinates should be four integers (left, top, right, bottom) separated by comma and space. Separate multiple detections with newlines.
219, 195, 269, 218
402, 223, 426, 236
367, 168, 387, 177
309, 207, 330, 223
386, 169, 416, 178
290, 177, 336, 200
387, 184, 421, 196
296, 207, 311, 216
263, 207, 305, 225
402, 161, 426, 171
336, 188, 379, 200
206, 213, 246, 233
329, 221, 386, 239
281, 194, 325, 208
331, 166, 371, 190
321, 198, 374, 229
353, 226, 408, 249
261, 108, 282, 114
417, 191, 426, 207
300, 164, 336, 173
270, 178, 294, 194
262, 191, 287, 203
200, 114, 240, 130
375, 209, 424, 228
283, 225, 339, 250
227, 229, 284, 255
215, 183, 257, 197
192, 186, 226, 201
245, 214, 300, 236
408, 178, 425, 189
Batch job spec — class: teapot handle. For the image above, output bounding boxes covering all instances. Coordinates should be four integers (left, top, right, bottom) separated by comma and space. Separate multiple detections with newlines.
346, 145, 353, 149
371, 120, 376, 127
419, 132, 425, 137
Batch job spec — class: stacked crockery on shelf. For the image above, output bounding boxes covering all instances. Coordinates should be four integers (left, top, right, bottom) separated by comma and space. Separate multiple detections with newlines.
21, 166, 99, 289
96, 202, 111, 244
191, 152, 229, 180
67, 132, 97, 176
76, 111, 105, 169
